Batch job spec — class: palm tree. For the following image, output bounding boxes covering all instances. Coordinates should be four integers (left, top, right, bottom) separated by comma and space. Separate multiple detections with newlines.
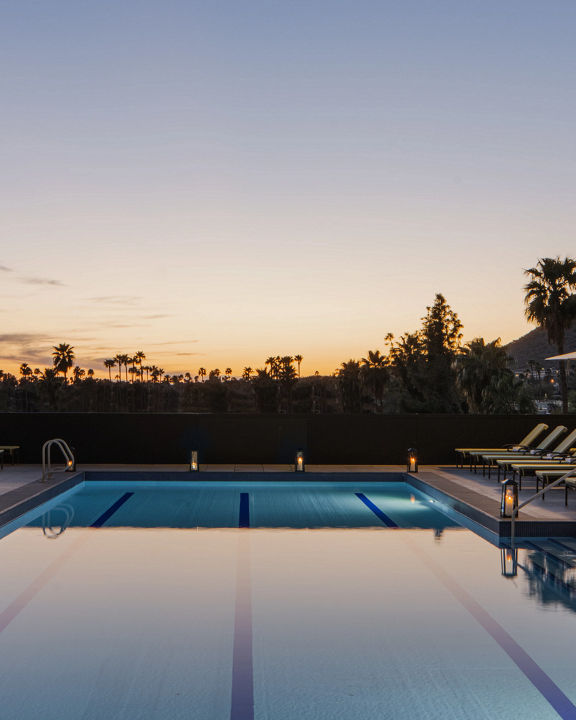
360, 350, 388, 410
52, 343, 75, 381
118, 354, 130, 382
113, 354, 123, 382
134, 351, 146, 381
19, 362, 33, 381
225, 367, 233, 381
104, 359, 115, 381
455, 338, 512, 413
524, 257, 576, 412
294, 354, 303, 377
242, 367, 253, 381
265, 356, 277, 378
198, 367, 207, 382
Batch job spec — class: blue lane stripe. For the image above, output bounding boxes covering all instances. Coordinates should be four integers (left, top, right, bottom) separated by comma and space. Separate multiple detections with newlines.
239, 493, 250, 528
230, 537, 254, 720
355, 493, 398, 527
422, 547, 576, 720
91, 492, 134, 528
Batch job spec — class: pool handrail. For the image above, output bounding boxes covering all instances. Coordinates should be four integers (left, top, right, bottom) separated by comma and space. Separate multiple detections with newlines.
41, 438, 75, 483
510, 466, 576, 543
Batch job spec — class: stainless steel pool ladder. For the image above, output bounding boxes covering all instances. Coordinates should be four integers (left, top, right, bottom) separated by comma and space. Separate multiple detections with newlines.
510, 466, 576, 543
41, 438, 75, 483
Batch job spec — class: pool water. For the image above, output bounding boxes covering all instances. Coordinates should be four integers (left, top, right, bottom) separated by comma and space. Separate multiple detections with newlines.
1, 481, 575, 719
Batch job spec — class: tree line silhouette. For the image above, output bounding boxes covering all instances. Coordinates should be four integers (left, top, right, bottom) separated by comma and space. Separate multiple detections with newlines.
2, 257, 575, 413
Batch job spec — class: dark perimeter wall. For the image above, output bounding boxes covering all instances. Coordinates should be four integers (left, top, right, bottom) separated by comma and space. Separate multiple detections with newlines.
0, 413, 569, 465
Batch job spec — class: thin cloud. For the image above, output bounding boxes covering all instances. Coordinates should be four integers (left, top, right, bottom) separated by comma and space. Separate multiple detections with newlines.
0, 333, 53, 366
89, 295, 142, 305
20, 276, 65, 287
0, 265, 65, 285
146, 340, 199, 346
0, 332, 51, 344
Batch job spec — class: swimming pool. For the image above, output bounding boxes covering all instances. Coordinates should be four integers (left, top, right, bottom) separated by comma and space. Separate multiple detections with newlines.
1, 481, 575, 719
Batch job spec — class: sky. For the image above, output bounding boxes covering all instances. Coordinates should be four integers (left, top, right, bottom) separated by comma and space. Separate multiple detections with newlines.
1, 0, 575, 377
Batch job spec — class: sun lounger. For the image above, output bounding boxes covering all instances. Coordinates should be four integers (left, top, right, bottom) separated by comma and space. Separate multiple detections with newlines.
0, 445, 20, 465
491, 428, 576, 483
454, 422, 548, 470
532, 468, 576, 505
477, 425, 568, 479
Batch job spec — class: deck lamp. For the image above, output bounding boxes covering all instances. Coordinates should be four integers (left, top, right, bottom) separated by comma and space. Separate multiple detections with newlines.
189, 450, 199, 472
406, 448, 418, 473
65, 448, 76, 472
295, 450, 305, 472
500, 547, 518, 577
500, 478, 519, 518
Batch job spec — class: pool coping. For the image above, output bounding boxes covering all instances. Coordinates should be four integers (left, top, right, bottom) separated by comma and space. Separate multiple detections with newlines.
1, 469, 575, 538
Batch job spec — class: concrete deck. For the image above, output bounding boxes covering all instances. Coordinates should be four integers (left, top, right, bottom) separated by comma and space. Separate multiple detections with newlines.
1, 463, 576, 537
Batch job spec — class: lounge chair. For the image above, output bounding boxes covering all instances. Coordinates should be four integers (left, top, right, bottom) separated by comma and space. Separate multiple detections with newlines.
532, 467, 576, 505
0, 445, 20, 465
455, 422, 548, 470
478, 425, 568, 479
492, 428, 576, 484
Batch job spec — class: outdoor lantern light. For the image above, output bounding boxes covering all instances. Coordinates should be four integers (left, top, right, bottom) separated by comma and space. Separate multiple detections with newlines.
65, 448, 76, 472
500, 547, 518, 578
295, 450, 305, 472
190, 450, 199, 472
407, 448, 418, 473
500, 478, 519, 518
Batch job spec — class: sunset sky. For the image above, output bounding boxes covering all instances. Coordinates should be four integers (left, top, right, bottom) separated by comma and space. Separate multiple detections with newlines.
2, 1, 575, 377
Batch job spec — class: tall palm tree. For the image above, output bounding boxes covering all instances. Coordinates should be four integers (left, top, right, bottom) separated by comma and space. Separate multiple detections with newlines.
360, 350, 388, 410
265, 356, 277, 377
524, 257, 576, 412
134, 351, 146, 381
118, 354, 130, 382
242, 367, 253, 381
113, 354, 123, 382
52, 343, 75, 381
104, 358, 115, 381
198, 367, 207, 382
294, 354, 303, 377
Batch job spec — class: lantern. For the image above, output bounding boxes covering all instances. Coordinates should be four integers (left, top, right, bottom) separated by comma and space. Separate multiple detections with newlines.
295, 450, 305, 472
407, 448, 418, 473
190, 450, 199, 472
501, 547, 518, 577
500, 478, 518, 518
65, 447, 76, 472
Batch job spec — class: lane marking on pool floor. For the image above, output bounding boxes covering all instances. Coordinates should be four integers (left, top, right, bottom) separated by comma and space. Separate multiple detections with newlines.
239, 492, 250, 529
91, 492, 134, 528
230, 525, 254, 720
355, 493, 398, 527
415, 543, 576, 720
0, 537, 86, 635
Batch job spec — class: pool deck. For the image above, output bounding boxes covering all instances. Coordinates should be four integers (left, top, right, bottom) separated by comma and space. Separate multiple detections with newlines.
1, 463, 575, 538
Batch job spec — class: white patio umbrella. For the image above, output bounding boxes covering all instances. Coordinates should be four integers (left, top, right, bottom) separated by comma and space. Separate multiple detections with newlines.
546, 350, 576, 360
